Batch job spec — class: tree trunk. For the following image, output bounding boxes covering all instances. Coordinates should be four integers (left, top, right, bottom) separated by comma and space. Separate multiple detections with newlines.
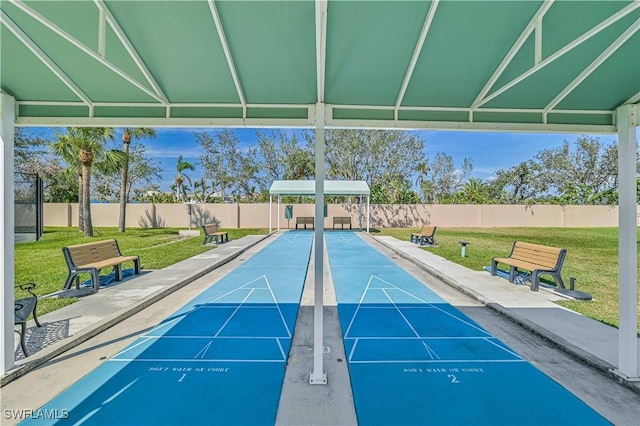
119, 133, 131, 232
77, 170, 84, 232
79, 147, 95, 237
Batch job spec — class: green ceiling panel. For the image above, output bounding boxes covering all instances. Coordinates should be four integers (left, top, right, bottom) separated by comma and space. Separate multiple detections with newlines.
402, 0, 542, 108
547, 113, 613, 126
399, 110, 469, 123
332, 108, 394, 121
542, 1, 635, 59
106, 0, 239, 103
325, 1, 430, 106
21, 0, 99, 52
171, 107, 243, 119
3, 2, 157, 103
216, 1, 316, 104
0, 26, 80, 102
492, 33, 536, 93
94, 106, 166, 118
19, 105, 89, 117
474, 111, 541, 124
557, 33, 640, 111
103, 26, 154, 94
247, 108, 309, 120
484, 16, 636, 110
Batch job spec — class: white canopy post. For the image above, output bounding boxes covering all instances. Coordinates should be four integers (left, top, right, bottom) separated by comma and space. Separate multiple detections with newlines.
367, 195, 370, 233
1, 93, 16, 374
277, 196, 281, 231
615, 104, 639, 381
269, 194, 272, 233
310, 103, 327, 384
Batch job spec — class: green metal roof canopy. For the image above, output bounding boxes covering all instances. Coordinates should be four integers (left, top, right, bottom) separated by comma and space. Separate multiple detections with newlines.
1, 0, 638, 131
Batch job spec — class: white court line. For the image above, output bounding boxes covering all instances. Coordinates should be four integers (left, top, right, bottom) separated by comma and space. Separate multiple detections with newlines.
265, 275, 292, 338
381, 288, 421, 338
195, 341, 212, 359
368, 275, 491, 336
483, 337, 524, 360
113, 336, 154, 358
348, 338, 360, 362
344, 276, 375, 338
133, 335, 291, 340
109, 358, 287, 363
422, 340, 440, 360
215, 289, 255, 337
343, 336, 500, 341
348, 359, 527, 364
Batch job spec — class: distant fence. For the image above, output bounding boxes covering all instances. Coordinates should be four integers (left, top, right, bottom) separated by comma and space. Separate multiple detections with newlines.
44, 203, 633, 229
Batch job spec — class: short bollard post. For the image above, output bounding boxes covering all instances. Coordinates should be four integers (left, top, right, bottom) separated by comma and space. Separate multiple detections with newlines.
458, 241, 469, 257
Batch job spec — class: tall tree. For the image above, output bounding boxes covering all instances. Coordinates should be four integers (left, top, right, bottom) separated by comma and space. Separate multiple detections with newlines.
422, 153, 472, 204
175, 155, 195, 201
322, 129, 425, 189
50, 127, 124, 236
118, 128, 156, 232
196, 130, 258, 201
535, 136, 618, 204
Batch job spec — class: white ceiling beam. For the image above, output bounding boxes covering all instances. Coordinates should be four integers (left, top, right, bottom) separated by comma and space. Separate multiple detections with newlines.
207, 0, 247, 119
97, 6, 106, 57
9, 0, 165, 104
393, 0, 439, 120
14, 116, 316, 129
325, 118, 615, 134
624, 91, 640, 105
315, 0, 328, 104
534, 16, 543, 64
94, 0, 169, 107
471, 1, 554, 110
0, 11, 94, 114
544, 17, 640, 114
476, 1, 640, 109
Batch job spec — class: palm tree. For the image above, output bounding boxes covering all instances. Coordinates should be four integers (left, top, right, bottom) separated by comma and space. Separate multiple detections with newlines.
51, 127, 124, 236
118, 128, 156, 232
175, 155, 195, 201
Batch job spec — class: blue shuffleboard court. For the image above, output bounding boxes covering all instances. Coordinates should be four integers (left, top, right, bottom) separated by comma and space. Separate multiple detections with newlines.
325, 232, 609, 426
22, 232, 314, 426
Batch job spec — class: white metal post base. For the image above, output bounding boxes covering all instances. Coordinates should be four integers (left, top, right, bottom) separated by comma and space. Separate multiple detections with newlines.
309, 370, 327, 385
610, 368, 640, 382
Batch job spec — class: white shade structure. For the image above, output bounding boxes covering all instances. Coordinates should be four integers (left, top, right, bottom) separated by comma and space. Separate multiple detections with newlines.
268, 180, 370, 233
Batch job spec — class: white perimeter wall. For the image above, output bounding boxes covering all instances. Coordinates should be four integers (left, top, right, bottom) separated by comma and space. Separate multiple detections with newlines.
42, 203, 631, 229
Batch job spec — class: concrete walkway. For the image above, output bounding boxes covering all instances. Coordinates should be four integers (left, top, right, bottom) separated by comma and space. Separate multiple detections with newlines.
2, 231, 639, 425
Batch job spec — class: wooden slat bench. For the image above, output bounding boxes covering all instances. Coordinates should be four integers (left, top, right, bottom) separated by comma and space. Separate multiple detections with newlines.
14, 283, 41, 357
491, 241, 567, 291
202, 224, 229, 245
296, 216, 314, 229
333, 216, 352, 229
62, 239, 141, 291
410, 225, 437, 246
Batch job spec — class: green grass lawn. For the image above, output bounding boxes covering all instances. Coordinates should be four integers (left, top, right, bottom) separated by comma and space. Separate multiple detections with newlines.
15, 227, 268, 316
376, 227, 640, 333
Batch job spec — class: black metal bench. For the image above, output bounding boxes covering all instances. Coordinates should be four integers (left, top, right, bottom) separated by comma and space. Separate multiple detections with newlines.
332, 216, 352, 229
62, 239, 141, 290
491, 241, 567, 291
14, 283, 41, 357
202, 224, 229, 244
296, 217, 314, 229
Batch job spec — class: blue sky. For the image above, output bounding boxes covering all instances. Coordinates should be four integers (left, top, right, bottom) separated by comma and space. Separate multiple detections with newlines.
142, 128, 618, 191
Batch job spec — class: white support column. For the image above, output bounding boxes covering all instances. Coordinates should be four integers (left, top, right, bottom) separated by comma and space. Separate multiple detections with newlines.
310, 102, 327, 384
615, 104, 639, 381
269, 195, 272, 233
367, 195, 370, 233
1, 93, 16, 375
277, 196, 280, 231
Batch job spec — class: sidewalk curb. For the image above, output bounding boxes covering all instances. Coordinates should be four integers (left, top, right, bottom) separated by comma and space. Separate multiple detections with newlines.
1, 233, 273, 387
